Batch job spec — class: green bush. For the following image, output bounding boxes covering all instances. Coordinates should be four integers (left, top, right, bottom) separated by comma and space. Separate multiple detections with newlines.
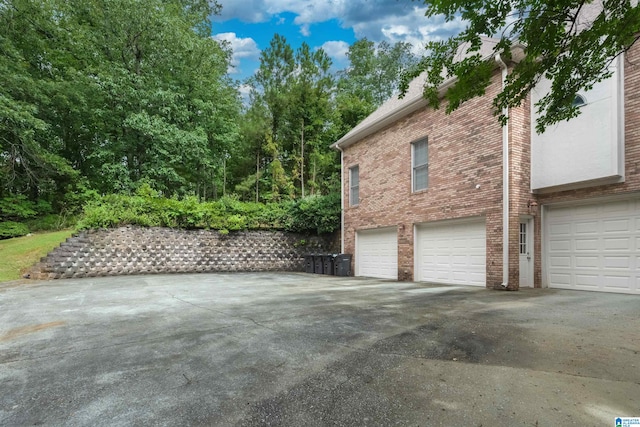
26, 214, 76, 232
0, 221, 30, 240
0, 195, 51, 221
284, 193, 341, 234
77, 192, 341, 234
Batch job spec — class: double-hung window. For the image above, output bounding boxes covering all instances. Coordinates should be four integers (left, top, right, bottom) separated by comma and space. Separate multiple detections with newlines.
412, 138, 428, 192
349, 165, 359, 206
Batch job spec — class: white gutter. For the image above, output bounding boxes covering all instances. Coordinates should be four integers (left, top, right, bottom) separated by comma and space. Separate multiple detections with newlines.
495, 54, 510, 289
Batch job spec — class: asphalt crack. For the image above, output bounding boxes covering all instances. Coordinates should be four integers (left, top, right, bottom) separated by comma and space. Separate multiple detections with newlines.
168, 293, 279, 332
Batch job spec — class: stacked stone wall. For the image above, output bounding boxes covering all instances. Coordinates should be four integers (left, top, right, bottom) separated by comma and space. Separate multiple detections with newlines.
26, 227, 339, 280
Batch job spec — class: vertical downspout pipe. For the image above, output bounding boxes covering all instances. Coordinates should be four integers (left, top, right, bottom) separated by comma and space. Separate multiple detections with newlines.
495, 54, 510, 288
337, 145, 345, 253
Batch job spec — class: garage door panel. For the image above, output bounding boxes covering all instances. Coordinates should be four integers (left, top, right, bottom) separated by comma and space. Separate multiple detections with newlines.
575, 256, 599, 268
546, 199, 640, 294
356, 228, 397, 279
604, 218, 630, 233
576, 274, 599, 287
604, 256, 631, 268
550, 223, 571, 235
416, 219, 486, 287
550, 240, 571, 251
550, 256, 571, 268
603, 276, 632, 291
604, 237, 631, 250
551, 273, 571, 285
575, 221, 598, 234
575, 239, 598, 251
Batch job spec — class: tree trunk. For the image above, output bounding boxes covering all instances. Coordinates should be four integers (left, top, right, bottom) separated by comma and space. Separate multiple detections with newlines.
301, 121, 305, 198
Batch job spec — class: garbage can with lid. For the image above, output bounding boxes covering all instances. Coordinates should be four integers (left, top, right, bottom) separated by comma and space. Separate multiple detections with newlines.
322, 254, 337, 275
313, 255, 324, 274
334, 254, 352, 276
304, 255, 315, 273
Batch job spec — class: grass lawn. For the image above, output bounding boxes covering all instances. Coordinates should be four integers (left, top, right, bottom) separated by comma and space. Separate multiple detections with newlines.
0, 230, 73, 282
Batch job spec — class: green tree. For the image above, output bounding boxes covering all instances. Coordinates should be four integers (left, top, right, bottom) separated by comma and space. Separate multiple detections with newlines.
0, 0, 240, 204
402, 0, 640, 132
244, 35, 337, 199
336, 39, 418, 134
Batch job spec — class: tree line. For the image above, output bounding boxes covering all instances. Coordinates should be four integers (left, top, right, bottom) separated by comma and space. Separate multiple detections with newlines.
1, 0, 417, 227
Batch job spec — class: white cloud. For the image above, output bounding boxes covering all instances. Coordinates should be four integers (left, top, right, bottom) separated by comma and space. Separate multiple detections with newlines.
215, 0, 268, 23
215, 1, 466, 57
212, 32, 261, 74
318, 40, 349, 64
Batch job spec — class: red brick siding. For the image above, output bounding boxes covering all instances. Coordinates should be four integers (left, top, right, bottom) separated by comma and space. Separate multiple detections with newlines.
341, 41, 640, 289
343, 72, 508, 287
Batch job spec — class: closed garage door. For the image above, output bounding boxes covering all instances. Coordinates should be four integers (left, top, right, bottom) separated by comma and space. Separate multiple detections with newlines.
545, 199, 640, 294
415, 219, 486, 286
356, 227, 398, 279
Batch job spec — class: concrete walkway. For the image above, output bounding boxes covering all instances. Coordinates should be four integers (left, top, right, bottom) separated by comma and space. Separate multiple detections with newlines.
1, 273, 638, 426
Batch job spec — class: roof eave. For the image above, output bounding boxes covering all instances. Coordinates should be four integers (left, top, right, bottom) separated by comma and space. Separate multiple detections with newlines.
332, 43, 527, 151
332, 77, 459, 150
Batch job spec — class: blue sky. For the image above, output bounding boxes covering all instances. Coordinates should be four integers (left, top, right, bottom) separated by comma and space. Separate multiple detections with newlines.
211, 0, 467, 88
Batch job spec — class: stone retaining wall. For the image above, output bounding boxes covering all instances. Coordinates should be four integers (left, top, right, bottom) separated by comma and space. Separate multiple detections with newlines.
26, 227, 339, 280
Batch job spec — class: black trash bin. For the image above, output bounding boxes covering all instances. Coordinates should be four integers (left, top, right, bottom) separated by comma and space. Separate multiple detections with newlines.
313, 255, 324, 274
304, 255, 314, 273
322, 254, 337, 275
334, 254, 352, 276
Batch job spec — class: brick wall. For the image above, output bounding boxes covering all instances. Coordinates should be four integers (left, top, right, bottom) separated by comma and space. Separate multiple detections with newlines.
343, 71, 517, 287
25, 227, 339, 280
341, 42, 640, 290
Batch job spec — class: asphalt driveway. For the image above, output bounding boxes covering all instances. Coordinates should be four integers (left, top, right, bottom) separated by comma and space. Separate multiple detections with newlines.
1, 273, 639, 426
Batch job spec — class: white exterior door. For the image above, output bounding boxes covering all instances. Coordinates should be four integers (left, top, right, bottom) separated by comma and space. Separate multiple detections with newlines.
519, 219, 534, 287
415, 219, 486, 286
356, 227, 398, 279
545, 199, 640, 294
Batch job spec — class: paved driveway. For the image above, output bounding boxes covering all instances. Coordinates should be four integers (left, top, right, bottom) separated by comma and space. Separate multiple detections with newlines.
1, 273, 639, 426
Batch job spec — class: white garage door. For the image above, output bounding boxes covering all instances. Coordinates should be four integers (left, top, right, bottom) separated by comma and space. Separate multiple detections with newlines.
415, 219, 486, 286
356, 227, 398, 279
545, 199, 640, 294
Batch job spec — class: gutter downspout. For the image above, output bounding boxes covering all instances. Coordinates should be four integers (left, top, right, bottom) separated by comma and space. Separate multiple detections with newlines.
495, 54, 510, 289
337, 145, 345, 253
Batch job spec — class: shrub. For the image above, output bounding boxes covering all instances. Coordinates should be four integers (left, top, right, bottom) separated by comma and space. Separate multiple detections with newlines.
26, 214, 76, 232
0, 221, 30, 240
77, 192, 341, 234
284, 193, 341, 234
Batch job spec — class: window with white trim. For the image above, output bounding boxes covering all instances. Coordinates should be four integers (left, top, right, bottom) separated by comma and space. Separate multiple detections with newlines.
519, 223, 527, 254
349, 165, 359, 206
412, 138, 428, 192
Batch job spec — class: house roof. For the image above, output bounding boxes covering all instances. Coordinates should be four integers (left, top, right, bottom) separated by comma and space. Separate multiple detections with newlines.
332, 37, 525, 150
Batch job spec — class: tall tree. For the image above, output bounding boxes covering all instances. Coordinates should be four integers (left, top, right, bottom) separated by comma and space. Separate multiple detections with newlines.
402, 0, 640, 132
243, 35, 337, 200
336, 39, 418, 134
0, 0, 240, 203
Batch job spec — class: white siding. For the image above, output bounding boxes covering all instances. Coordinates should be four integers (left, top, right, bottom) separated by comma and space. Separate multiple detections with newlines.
531, 55, 624, 191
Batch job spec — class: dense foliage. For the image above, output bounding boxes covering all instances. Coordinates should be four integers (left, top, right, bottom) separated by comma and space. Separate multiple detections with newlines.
227, 35, 418, 202
1, 0, 239, 202
402, 0, 640, 132
1, 1, 416, 238
78, 187, 341, 235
